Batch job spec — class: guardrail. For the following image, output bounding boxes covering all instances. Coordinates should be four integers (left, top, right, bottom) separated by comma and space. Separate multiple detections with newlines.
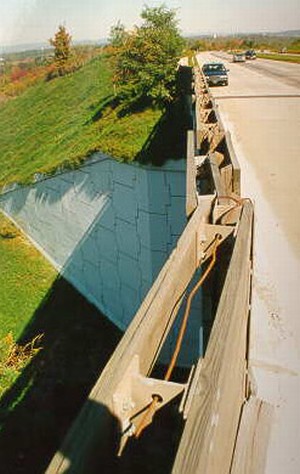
192, 62, 241, 199
179, 59, 272, 474
173, 199, 253, 474
45, 61, 268, 474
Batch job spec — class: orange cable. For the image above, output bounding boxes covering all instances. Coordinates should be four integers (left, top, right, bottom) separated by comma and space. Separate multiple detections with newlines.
164, 234, 221, 382
218, 195, 252, 205
135, 234, 222, 438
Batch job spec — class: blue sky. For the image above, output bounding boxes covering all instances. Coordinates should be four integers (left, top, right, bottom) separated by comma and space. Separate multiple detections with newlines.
0, 0, 299, 46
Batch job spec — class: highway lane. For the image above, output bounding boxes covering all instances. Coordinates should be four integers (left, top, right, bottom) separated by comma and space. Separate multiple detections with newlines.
212, 51, 300, 89
197, 52, 300, 474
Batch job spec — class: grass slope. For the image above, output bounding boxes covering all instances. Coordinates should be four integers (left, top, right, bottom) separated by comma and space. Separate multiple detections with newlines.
0, 212, 122, 472
0, 213, 57, 339
0, 212, 57, 396
0, 53, 162, 188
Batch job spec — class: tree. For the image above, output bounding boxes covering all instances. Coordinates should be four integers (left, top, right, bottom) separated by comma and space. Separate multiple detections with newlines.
109, 21, 127, 48
110, 6, 184, 108
49, 25, 72, 75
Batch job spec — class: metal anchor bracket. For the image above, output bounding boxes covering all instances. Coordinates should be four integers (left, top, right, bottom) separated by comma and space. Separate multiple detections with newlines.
212, 202, 242, 225
112, 355, 187, 455
197, 222, 234, 264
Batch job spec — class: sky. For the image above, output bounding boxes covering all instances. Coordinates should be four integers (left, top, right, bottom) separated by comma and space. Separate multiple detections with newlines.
0, 0, 299, 47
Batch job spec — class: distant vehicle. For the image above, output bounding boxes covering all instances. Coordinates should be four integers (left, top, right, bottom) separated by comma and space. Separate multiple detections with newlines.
233, 52, 246, 63
202, 62, 229, 86
245, 50, 257, 60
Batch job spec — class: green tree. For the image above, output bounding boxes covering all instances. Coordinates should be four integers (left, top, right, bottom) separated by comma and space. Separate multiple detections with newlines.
109, 21, 127, 48
49, 25, 72, 75
110, 5, 184, 108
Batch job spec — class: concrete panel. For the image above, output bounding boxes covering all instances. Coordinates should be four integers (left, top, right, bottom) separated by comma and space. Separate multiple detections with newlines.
102, 285, 124, 328
82, 260, 101, 300
112, 161, 137, 188
137, 211, 151, 249
148, 213, 169, 252
120, 284, 141, 326
112, 182, 137, 224
143, 170, 170, 213
150, 250, 168, 280
167, 196, 187, 236
0, 153, 190, 361
100, 258, 120, 291
167, 171, 186, 197
115, 218, 140, 260
95, 225, 118, 264
118, 252, 142, 290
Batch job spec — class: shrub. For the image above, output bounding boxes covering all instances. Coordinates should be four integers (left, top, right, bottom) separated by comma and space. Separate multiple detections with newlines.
109, 6, 184, 109
0, 333, 43, 397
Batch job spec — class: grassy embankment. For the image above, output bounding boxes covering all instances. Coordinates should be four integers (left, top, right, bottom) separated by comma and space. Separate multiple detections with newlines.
0, 49, 171, 397
0, 47, 186, 470
0, 44, 189, 399
0, 213, 57, 397
0, 52, 163, 189
257, 52, 300, 64
0, 49, 160, 377
0, 211, 122, 471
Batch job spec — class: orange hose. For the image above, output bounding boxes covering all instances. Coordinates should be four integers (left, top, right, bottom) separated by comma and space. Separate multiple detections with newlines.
164, 234, 221, 382
135, 234, 222, 438
218, 195, 252, 205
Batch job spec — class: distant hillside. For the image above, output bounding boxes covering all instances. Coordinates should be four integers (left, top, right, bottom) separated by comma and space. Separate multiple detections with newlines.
273, 29, 300, 37
0, 39, 107, 55
184, 29, 300, 40
0, 53, 163, 188
0, 42, 50, 55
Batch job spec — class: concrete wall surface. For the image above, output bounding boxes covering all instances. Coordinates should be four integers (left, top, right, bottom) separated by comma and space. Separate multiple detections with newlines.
0, 153, 205, 364
0, 155, 183, 312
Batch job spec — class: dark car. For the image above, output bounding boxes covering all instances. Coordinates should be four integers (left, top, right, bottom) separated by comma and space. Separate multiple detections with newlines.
202, 62, 229, 86
245, 50, 256, 60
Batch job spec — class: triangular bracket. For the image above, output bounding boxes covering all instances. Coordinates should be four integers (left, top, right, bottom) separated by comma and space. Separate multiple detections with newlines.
112, 355, 186, 455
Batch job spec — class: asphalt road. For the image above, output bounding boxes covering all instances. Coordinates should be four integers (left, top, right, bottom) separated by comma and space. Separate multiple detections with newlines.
197, 52, 300, 474
212, 51, 300, 89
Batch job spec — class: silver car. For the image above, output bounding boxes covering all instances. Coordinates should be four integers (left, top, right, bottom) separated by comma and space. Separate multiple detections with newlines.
233, 53, 246, 62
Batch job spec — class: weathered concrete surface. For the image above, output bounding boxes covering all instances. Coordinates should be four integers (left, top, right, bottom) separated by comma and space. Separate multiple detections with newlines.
198, 52, 300, 474
0, 154, 186, 328
0, 154, 205, 366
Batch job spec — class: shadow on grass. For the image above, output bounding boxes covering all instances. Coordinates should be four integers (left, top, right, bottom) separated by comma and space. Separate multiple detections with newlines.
0, 276, 122, 474
135, 65, 194, 166
0, 277, 187, 474
88, 93, 152, 124
0, 275, 187, 474
86, 94, 189, 167
136, 98, 191, 166
88, 94, 118, 123
86, 65, 194, 166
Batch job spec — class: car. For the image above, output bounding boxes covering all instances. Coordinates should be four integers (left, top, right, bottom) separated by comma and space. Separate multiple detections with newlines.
202, 62, 229, 86
232, 52, 246, 63
245, 49, 257, 60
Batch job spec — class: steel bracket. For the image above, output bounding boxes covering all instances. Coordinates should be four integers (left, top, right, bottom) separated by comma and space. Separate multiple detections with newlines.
213, 202, 242, 225
112, 355, 187, 455
197, 222, 234, 264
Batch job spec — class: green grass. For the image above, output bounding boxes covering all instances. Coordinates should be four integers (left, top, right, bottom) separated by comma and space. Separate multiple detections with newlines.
0, 210, 122, 472
257, 52, 300, 64
0, 213, 57, 339
0, 212, 57, 397
0, 53, 162, 188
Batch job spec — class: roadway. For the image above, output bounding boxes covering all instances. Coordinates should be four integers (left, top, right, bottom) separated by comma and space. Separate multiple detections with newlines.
213, 50, 300, 89
197, 52, 300, 474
